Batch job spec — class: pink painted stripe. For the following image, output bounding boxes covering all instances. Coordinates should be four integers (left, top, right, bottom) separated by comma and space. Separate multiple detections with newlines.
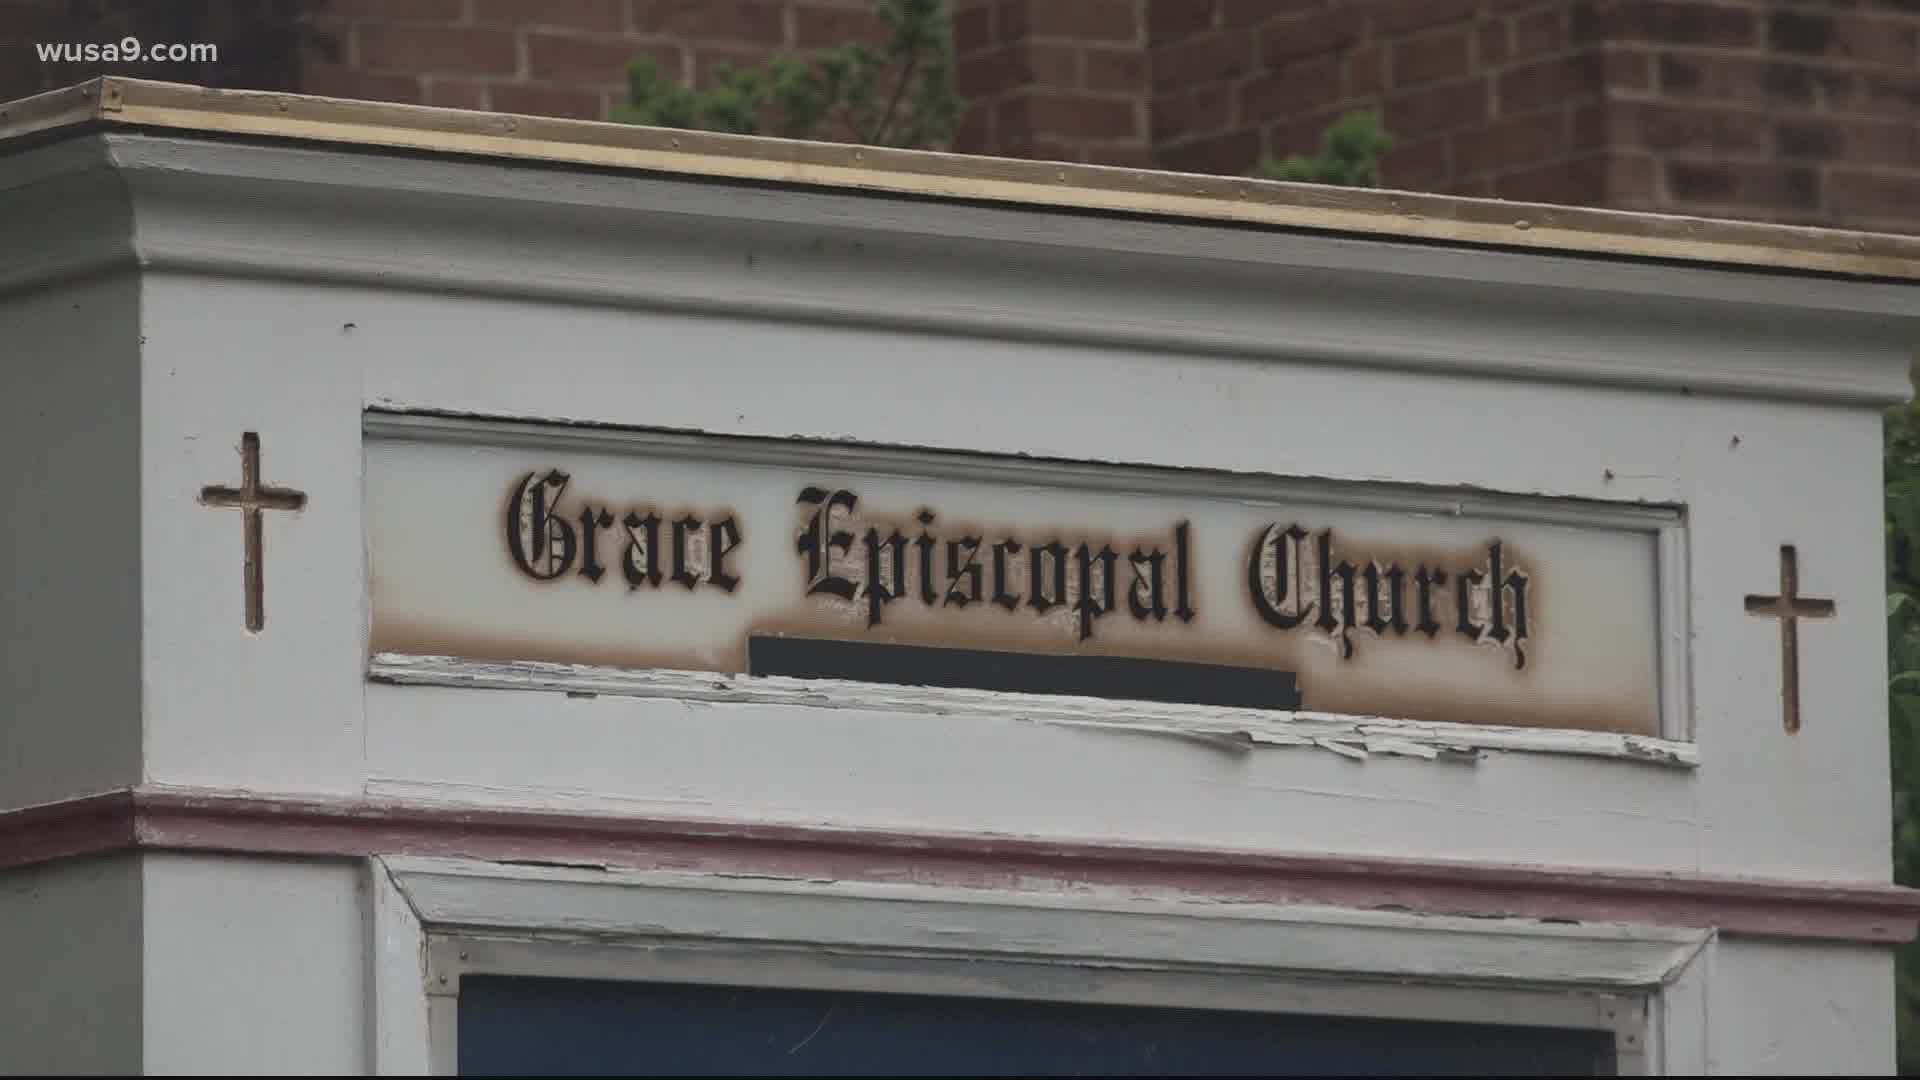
3, 786, 1917, 944
0, 790, 138, 868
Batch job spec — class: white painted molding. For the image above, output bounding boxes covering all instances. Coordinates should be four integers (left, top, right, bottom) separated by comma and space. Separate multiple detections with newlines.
1654, 936, 1712, 1075
365, 860, 431, 1076
0, 132, 1913, 407
0, 137, 133, 300
384, 855, 1701, 1073
386, 855, 1708, 994
369, 653, 1702, 767
366, 410, 1684, 529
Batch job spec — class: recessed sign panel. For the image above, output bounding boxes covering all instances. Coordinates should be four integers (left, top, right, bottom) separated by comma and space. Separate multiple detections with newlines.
366, 417, 1666, 735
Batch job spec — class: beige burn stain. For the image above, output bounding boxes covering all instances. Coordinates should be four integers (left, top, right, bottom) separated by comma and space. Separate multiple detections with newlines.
1233, 528, 1654, 734
373, 492, 1654, 737
373, 607, 1651, 735
1240, 527, 1549, 670
373, 555, 1653, 739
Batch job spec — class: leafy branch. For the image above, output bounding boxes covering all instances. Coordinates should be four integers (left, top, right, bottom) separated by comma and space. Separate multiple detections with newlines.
1252, 110, 1392, 187
610, 0, 959, 150
1886, 357, 1920, 1072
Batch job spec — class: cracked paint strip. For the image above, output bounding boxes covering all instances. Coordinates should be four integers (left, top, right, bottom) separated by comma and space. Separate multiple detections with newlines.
367, 653, 1699, 768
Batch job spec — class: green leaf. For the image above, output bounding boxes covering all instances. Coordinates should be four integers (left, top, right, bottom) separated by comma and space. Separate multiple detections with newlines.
1887, 362, 1920, 1066
1895, 485, 1920, 552
609, 0, 961, 151
1251, 111, 1392, 189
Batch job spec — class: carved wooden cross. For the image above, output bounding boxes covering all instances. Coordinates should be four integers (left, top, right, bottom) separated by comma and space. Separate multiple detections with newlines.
200, 432, 307, 632
1744, 545, 1835, 734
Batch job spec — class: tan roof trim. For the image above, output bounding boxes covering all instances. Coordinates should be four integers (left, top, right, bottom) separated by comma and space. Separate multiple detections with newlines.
4, 76, 1918, 281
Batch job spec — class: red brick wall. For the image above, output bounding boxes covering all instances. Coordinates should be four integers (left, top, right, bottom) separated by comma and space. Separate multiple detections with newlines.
1149, 1, 1617, 206
1595, 1, 1920, 231
1145, 0, 1919, 230
301, 0, 900, 121
2, 0, 1915, 232
301, 0, 1158, 164
951, 0, 1154, 166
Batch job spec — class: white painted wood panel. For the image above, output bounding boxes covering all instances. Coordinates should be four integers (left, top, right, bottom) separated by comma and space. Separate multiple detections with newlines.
308, 278, 1886, 881
365, 419, 1665, 735
389, 857, 1677, 1074
109, 134, 1919, 406
365, 680, 1706, 872
369, 654, 1700, 765
141, 854, 369, 1075
392, 856, 1707, 990
368, 859, 431, 1076
136, 276, 368, 796
0, 276, 144, 811
0, 856, 143, 1074
1686, 407, 1891, 880
1706, 939, 1894, 1074
1, 122, 1910, 1075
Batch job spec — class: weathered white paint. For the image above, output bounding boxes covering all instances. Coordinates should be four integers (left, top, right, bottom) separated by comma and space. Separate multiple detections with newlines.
1655, 936, 1712, 1075
370, 653, 1700, 766
326, 299, 1886, 883
0, 856, 143, 1074
140, 854, 368, 1075
190, 232, 1875, 885
368, 859, 432, 1076
100, 135, 1920, 409
367, 416, 1665, 734
364, 678, 1715, 871
0, 108, 1911, 1073
137, 270, 368, 796
390, 856, 1708, 988
0, 274, 143, 812
390, 856, 1677, 1074
1706, 940, 1895, 1074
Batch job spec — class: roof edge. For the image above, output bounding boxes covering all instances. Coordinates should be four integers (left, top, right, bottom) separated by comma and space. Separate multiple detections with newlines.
0, 79, 107, 142
3, 77, 1918, 282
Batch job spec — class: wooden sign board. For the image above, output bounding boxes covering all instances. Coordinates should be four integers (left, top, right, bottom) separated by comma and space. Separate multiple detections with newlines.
367, 416, 1670, 735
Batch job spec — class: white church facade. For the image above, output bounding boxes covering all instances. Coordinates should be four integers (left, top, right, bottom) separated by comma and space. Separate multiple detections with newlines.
3, 76, 1920, 1074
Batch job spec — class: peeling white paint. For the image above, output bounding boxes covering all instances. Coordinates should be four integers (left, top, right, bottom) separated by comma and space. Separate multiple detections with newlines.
370, 653, 1701, 768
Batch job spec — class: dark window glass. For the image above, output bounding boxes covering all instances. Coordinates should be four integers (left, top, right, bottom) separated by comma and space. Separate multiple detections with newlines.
458, 974, 1616, 1077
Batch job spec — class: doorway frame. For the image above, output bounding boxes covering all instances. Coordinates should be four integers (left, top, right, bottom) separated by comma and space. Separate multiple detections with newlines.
368, 855, 1710, 1075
